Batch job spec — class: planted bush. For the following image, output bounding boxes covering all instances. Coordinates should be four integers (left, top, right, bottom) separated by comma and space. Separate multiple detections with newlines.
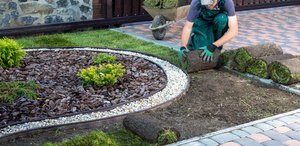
0, 38, 26, 68
92, 53, 117, 64
0, 80, 39, 103
43, 130, 117, 146
77, 64, 125, 87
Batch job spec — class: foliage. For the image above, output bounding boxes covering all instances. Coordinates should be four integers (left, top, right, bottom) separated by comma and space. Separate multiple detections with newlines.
0, 80, 39, 103
108, 129, 154, 146
143, 0, 178, 8
246, 59, 268, 78
269, 62, 291, 84
77, 64, 125, 87
0, 38, 26, 68
92, 53, 117, 64
234, 48, 252, 72
43, 130, 117, 146
157, 129, 178, 145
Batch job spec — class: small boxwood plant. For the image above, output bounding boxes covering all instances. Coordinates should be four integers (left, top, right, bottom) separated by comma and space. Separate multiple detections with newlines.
77, 63, 125, 87
0, 38, 26, 68
43, 130, 117, 146
0, 80, 39, 103
92, 53, 117, 64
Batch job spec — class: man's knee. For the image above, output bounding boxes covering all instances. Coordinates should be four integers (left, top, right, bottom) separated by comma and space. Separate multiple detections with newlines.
213, 13, 228, 27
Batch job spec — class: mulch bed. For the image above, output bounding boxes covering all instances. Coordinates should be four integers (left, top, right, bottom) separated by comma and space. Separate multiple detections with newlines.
0, 50, 167, 127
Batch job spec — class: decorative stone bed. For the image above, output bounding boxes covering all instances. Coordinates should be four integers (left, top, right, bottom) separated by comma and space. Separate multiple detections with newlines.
0, 47, 189, 138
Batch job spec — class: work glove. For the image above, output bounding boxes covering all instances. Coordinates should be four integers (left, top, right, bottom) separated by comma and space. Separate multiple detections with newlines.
199, 44, 217, 63
178, 46, 189, 61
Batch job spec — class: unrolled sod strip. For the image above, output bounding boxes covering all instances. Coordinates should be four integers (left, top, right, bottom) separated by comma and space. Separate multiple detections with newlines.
0, 47, 189, 138
269, 57, 300, 85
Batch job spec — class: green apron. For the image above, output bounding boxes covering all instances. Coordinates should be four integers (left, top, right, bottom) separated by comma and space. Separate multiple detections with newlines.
187, 0, 228, 50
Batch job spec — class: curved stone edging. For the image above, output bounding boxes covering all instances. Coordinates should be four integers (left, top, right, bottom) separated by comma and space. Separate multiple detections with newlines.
0, 47, 189, 138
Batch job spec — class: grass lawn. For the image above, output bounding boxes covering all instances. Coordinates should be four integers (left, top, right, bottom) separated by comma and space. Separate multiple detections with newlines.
15, 30, 182, 68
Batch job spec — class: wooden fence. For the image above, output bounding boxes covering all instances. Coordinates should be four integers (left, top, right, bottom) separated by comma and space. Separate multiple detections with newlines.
93, 0, 300, 19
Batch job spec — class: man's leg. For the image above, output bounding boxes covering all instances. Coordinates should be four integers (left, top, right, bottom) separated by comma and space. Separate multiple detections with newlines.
213, 13, 228, 49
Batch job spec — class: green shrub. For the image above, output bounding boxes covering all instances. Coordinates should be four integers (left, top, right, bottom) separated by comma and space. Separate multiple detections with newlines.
43, 130, 117, 146
0, 38, 26, 68
157, 129, 178, 145
92, 53, 117, 64
77, 64, 125, 87
0, 80, 39, 103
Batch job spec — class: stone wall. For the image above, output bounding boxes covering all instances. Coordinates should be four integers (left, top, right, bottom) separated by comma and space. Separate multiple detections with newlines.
0, 0, 92, 29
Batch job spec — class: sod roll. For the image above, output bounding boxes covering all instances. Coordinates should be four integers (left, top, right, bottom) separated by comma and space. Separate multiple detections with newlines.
144, 0, 162, 8
162, 0, 178, 8
269, 57, 300, 85
220, 49, 238, 69
123, 114, 180, 144
186, 49, 221, 73
234, 43, 283, 72
246, 54, 294, 78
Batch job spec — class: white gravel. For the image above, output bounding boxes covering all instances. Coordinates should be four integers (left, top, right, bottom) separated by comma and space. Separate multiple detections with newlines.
0, 47, 189, 138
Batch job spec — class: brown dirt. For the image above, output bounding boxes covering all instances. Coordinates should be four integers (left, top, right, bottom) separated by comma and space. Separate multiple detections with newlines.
2, 69, 300, 145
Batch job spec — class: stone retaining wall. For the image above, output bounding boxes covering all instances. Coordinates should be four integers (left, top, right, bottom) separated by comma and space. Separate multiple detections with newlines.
0, 0, 92, 29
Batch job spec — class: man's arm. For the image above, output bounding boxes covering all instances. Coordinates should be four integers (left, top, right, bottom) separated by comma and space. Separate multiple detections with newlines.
181, 21, 194, 47
213, 15, 238, 47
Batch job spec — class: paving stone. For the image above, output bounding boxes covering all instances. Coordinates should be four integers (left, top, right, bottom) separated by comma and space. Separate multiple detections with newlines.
262, 140, 285, 146
263, 130, 291, 142
220, 142, 241, 146
241, 126, 263, 134
273, 126, 292, 133
286, 123, 300, 131
234, 137, 264, 146
285, 131, 300, 141
266, 120, 287, 128
254, 123, 274, 131
199, 138, 218, 146
180, 141, 205, 146
210, 133, 240, 144
231, 130, 249, 138
247, 133, 271, 143
283, 140, 300, 146
278, 116, 300, 124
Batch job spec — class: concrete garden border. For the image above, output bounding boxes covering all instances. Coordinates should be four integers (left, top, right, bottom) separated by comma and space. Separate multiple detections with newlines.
0, 47, 190, 139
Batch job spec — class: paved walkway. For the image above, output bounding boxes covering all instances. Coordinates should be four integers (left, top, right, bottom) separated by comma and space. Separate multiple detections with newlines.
112, 5, 300, 55
168, 109, 300, 146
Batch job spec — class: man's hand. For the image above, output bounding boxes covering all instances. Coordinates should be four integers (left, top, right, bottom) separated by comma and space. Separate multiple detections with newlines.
178, 46, 189, 61
199, 44, 217, 62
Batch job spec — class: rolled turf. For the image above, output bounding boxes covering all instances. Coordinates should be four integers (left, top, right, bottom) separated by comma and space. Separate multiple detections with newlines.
162, 0, 178, 8
234, 43, 283, 72
269, 57, 300, 85
144, 0, 162, 8
246, 54, 294, 78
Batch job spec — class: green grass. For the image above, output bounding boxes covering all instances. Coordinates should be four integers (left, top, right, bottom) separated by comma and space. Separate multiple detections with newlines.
0, 80, 39, 103
44, 129, 155, 146
15, 30, 182, 68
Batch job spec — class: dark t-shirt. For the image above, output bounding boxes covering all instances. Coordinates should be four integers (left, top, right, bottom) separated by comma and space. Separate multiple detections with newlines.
187, 0, 236, 22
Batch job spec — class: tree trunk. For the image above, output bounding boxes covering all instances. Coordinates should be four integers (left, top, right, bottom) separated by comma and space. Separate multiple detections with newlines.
123, 114, 180, 144
269, 57, 300, 85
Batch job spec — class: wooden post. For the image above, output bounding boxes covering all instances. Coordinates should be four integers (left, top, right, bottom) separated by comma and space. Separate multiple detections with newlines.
106, 0, 112, 18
